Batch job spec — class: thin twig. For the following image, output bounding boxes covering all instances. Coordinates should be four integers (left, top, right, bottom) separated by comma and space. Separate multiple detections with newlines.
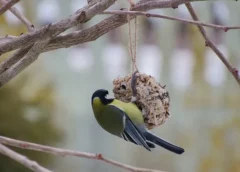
0, 0, 19, 15
9, 6, 34, 32
185, 2, 240, 86
0, 0, 34, 32
0, 136, 163, 172
0, 143, 52, 172
101, 10, 240, 32
127, 0, 135, 7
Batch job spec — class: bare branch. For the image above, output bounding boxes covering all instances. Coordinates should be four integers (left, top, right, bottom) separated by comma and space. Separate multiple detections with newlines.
0, 38, 50, 87
185, 2, 240, 86
0, 0, 117, 88
0, 35, 18, 45
0, 10, 85, 86
0, 45, 32, 75
0, 136, 163, 172
0, 0, 240, 87
0, 0, 19, 15
43, 14, 127, 52
0, 144, 52, 172
0, 24, 54, 83
0, 0, 117, 55
0, 0, 229, 55
101, 10, 240, 31
42, 0, 240, 53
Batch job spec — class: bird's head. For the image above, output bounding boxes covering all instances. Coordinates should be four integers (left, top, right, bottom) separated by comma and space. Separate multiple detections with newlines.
91, 89, 114, 105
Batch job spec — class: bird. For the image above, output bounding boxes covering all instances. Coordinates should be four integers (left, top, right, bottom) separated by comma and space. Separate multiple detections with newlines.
91, 89, 184, 154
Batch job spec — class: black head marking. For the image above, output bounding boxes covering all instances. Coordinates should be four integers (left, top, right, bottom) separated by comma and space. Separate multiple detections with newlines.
91, 89, 114, 105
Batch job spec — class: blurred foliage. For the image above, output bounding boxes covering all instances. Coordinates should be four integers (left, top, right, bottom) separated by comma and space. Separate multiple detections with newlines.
0, 75, 63, 172
0, 2, 63, 171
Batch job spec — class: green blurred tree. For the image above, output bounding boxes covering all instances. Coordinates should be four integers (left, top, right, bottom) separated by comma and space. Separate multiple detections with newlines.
0, 75, 63, 172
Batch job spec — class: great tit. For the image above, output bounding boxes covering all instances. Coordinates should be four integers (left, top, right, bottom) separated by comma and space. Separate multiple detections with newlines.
91, 89, 184, 154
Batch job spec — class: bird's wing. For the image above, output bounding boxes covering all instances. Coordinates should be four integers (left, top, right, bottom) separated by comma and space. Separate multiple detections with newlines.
106, 105, 151, 151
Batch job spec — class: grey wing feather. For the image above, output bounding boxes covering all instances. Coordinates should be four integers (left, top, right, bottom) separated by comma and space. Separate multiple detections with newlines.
108, 105, 151, 151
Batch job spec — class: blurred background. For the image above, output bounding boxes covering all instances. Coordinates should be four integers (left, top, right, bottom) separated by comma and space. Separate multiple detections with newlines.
0, 0, 240, 172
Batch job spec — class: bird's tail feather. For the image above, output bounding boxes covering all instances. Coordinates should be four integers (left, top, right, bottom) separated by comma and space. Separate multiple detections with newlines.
145, 132, 184, 154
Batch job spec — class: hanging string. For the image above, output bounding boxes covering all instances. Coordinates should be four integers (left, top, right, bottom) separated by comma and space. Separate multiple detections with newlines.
127, 15, 138, 74
127, 14, 133, 72
133, 17, 137, 72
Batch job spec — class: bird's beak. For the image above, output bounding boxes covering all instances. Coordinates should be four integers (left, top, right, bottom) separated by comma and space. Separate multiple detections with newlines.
105, 94, 112, 99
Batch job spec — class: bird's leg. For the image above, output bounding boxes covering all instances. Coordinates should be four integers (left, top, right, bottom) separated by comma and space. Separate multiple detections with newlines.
131, 71, 138, 102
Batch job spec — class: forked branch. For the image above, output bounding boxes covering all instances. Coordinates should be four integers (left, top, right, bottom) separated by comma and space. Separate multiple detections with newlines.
185, 2, 240, 86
